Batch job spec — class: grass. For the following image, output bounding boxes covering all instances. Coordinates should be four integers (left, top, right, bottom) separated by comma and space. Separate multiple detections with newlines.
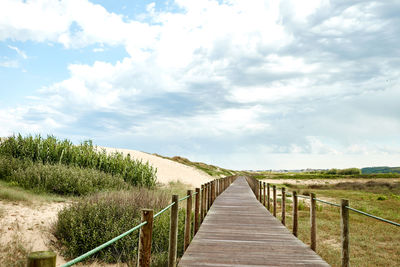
251, 171, 400, 180
0, 134, 157, 187
153, 154, 237, 177
0, 180, 68, 203
269, 181, 400, 267
0, 232, 32, 267
0, 156, 130, 196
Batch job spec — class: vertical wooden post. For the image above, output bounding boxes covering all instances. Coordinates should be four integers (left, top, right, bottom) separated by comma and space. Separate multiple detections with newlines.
27, 251, 56, 267
310, 193, 316, 251
263, 182, 266, 206
207, 182, 211, 210
194, 188, 200, 235
184, 190, 192, 251
292, 191, 298, 237
273, 185, 277, 217
341, 199, 349, 267
281, 187, 286, 225
211, 181, 215, 204
138, 209, 154, 267
259, 181, 262, 202
267, 183, 270, 211
255, 180, 259, 200
201, 185, 205, 221
168, 195, 179, 267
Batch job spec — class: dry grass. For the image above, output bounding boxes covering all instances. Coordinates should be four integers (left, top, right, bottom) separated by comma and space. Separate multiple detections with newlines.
0, 229, 32, 267
271, 181, 400, 266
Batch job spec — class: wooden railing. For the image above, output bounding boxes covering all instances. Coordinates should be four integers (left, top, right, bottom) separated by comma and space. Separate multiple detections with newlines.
27, 175, 238, 267
245, 175, 400, 267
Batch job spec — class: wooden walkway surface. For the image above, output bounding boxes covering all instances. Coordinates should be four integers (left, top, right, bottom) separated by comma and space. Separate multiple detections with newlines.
179, 176, 330, 266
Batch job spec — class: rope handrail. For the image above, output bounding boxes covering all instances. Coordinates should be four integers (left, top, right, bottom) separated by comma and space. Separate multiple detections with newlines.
61, 221, 148, 267
62, 191, 195, 267
263, 182, 399, 227
345, 206, 400, 227
153, 202, 175, 218
179, 195, 190, 201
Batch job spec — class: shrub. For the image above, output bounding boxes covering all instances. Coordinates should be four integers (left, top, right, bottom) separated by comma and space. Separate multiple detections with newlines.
0, 157, 129, 195
0, 134, 157, 187
55, 189, 186, 264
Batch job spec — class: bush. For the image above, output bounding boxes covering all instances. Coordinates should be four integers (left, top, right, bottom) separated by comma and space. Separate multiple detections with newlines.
55, 189, 186, 264
0, 134, 157, 187
0, 156, 129, 195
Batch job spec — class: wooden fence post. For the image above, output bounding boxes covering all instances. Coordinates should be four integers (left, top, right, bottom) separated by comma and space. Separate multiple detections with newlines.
27, 251, 56, 267
281, 187, 286, 225
255, 180, 260, 200
292, 191, 298, 237
310, 193, 316, 251
138, 209, 154, 267
168, 195, 179, 267
341, 199, 349, 267
184, 190, 192, 251
194, 188, 200, 235
211, 181, 216, 204
259, 181, 262, 202
273, 185, 277, 217
207, 182, 211, 211
267, 183, 270, 211
263, 182, 266, 206
201, 184, 205, 221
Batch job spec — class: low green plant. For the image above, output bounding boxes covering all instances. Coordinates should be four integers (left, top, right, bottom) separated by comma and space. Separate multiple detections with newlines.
55, 189, 186, 264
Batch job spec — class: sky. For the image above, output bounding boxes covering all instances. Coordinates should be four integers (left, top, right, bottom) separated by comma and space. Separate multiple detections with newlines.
0, 0, 400, 170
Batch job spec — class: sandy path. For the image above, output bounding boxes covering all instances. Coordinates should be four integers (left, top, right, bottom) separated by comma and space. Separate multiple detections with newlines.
100, 147, 213, 188
0, 200, 68, 266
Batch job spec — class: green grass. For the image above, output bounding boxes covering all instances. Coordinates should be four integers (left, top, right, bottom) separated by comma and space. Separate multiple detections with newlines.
0, 180, 68, 203
252, 171, 400, 180
153, 154, 237, 177
269, 181, 400, 267
0, 134, 157, 187
0, 156, 130, 196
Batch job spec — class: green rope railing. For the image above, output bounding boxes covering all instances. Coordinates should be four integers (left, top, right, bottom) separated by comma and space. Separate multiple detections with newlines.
57, 177, 238, 266
262, 183, 399, 227
61, 190, 196, 267
61, 221, 147, 267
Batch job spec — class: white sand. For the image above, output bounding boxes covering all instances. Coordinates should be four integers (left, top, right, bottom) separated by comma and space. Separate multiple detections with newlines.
0, 201, 68, 266
100, 147, 213, 188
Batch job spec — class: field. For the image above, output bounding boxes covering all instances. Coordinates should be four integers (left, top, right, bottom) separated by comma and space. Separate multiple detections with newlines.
265, 178, 400, 267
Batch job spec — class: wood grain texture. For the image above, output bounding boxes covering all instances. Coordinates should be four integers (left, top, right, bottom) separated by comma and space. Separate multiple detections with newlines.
178, 177, 329, 267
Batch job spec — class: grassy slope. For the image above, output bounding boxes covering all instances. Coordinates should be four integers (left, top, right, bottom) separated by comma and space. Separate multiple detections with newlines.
153, 154, 238, 177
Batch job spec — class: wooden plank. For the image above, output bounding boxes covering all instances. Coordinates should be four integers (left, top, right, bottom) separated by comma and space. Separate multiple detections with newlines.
179, 177, 329, 267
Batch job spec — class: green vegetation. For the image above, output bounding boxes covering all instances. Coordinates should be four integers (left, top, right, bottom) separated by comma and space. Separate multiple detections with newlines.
250, 170, 400, 180
55, 189, 186, 264
0, 232, 31, 267
0, 134, 157, 187
272, 181, 400, 266
0, 156, 129, 196
154, 154, 237, 177
362, 166, 400, 174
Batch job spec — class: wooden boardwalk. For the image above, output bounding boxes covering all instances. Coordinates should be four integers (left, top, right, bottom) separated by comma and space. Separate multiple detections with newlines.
179, 176, 330, 266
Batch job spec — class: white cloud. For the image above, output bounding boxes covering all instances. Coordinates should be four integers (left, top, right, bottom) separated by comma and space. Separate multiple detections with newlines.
0, 59, 19, 68
1, 0, 400, 169
8, 45, 27, 59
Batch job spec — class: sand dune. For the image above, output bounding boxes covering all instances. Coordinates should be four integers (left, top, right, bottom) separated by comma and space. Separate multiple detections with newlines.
100, 147, 213, 188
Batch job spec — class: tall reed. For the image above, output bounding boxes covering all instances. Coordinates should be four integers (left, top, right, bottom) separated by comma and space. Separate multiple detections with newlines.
0, 134, 157, 187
